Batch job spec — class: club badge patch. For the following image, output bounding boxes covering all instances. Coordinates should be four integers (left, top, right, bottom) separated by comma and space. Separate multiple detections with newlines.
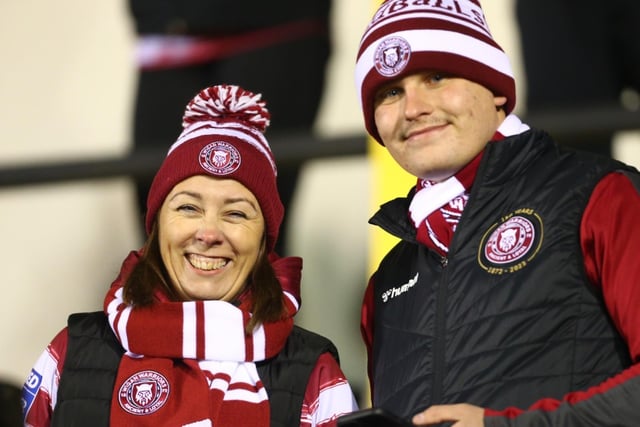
118, 370, 170, 415
199, 141, 241, 175
478, 208, 543, 275
374, 36, 411, 77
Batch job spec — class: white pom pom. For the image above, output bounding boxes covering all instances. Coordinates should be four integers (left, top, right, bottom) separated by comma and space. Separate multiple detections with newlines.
182, 84, 271, 132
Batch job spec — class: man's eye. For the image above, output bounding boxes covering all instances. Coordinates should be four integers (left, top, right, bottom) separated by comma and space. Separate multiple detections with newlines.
428, 73, 447, 83
375, 87, 401, 105
382, 88, 400, 98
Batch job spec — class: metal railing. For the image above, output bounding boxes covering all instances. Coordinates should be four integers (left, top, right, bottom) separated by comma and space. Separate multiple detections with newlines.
0, 133, 367, 188
0, 106, 638, 189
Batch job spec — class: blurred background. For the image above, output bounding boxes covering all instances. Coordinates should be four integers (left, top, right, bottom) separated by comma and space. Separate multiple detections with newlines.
1, 0, 638, 409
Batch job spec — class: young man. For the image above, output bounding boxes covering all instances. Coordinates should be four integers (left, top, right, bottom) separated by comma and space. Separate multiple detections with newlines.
354, 1, 640, 426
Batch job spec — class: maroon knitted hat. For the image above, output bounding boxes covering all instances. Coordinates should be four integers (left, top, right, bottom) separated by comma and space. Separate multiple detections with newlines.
355, 0, 516, 145
145, 85, 283, 252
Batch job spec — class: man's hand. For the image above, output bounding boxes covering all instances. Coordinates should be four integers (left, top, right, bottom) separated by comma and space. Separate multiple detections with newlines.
412, 403, 484, 426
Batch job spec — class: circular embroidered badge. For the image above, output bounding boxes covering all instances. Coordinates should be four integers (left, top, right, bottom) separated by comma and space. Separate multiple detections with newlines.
374, 36, 411, 77
118, 370, 170, 416
199, 141, 241, 175
478, 209, 543, 275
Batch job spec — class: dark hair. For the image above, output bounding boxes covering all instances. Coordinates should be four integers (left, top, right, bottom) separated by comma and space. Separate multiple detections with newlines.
123, 223, 287, 333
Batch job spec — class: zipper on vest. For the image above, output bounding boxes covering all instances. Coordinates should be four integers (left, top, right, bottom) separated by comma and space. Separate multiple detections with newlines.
432, 255, 449, 403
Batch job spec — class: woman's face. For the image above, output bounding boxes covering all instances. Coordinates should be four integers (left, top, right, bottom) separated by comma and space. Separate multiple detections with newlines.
157, 175, 265, 301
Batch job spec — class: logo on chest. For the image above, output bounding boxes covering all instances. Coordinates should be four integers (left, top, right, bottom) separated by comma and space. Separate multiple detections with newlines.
381, 272, 419, 303
478, 208, 543, 274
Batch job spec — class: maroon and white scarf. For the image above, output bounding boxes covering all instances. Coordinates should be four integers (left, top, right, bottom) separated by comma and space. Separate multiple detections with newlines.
409, 114, 530, 255
103, 250, 302, 427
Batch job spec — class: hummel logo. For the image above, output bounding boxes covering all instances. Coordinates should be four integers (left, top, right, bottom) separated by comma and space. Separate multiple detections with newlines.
381, 272, 419, 303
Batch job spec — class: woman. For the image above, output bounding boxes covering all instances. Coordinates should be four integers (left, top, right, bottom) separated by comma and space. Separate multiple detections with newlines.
22, 85, 358, 426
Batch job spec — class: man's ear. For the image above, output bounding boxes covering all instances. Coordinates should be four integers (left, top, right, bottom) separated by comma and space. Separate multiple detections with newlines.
494, 95, 508, 110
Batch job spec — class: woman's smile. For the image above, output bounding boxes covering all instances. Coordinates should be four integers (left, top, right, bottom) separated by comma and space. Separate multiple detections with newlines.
186, 253, 229, 272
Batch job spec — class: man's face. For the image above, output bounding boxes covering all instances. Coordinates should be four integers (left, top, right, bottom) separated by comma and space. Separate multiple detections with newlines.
373, 71, 507, 182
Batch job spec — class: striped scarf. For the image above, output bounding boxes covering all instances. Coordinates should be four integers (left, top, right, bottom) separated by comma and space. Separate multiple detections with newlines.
410, 153, 482, 256
103, 250, 301, 426
409, 114, 530, 255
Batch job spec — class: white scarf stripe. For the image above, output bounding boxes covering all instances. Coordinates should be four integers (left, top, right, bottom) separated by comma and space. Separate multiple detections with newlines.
498, 114, 530, 136
116, 306, 132, 352
252, 324, 267, 361
106, 291, 123, 340
209, 377, 232, 392
224, 388, 269, 403
105, 286, 124, 317
409, 176, 465, 227
203, 301, 246, 360
183, 420, 212, 427
182, 301, 197, 359
425, 219, 449, 253
199, 361, 267, 403
283, 291, 299, 312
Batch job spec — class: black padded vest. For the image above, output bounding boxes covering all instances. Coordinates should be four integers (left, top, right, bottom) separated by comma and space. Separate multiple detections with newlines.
369, 130, 635, 418
52, 311, 338, 427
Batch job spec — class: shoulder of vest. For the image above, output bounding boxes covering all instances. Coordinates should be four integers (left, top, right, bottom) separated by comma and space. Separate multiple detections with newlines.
370, 191, 416, 242
289, 325, 339, 362
66, 311, 123, 362
52, 311, 122, 427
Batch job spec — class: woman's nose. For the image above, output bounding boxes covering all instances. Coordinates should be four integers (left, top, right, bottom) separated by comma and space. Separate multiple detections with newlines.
195, 218, 223, 245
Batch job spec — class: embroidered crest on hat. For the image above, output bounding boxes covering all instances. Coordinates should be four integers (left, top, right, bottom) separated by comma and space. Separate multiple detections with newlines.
478, 209, 543, 275
118, 370, 170, 415
199, 141, 242, 175
374, 36, 411, 77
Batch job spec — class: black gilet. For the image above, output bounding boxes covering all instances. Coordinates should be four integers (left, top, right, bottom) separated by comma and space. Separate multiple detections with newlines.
368, 129, 636, 418
51, 311, 339, 427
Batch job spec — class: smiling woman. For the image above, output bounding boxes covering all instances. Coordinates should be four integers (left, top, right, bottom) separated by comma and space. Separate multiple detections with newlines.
22, 85, 359, 427
158, 176, 266, 303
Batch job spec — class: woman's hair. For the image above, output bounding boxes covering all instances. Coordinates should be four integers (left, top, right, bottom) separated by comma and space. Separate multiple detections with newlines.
123, 222, 287, 333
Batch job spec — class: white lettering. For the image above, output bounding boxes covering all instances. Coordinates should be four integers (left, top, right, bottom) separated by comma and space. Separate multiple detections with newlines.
26, 371, 41, 389
369, 0, 487, 30
381, 272, 419, 302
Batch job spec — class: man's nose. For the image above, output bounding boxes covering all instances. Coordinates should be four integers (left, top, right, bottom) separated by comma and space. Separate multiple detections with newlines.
404, 85, 434, 120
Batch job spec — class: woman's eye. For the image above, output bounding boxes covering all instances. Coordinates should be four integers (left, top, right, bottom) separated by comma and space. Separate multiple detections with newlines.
177, 204, 198, 212
228, 210, 248, 219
